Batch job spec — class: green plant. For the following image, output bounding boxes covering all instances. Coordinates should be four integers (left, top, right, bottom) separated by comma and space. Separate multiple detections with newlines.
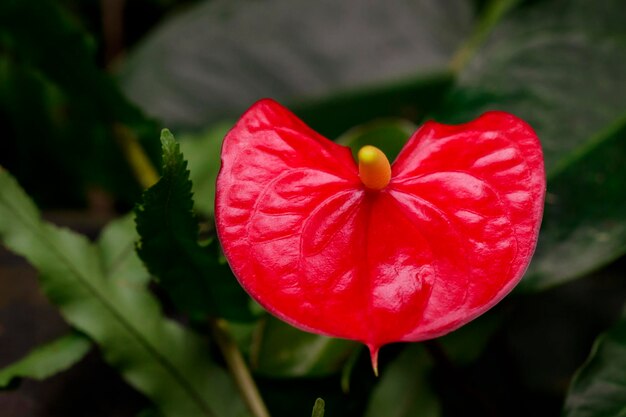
1, 1, 625, 416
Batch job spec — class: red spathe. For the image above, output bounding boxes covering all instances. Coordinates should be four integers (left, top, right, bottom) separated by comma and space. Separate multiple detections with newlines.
216, 99, 546, 364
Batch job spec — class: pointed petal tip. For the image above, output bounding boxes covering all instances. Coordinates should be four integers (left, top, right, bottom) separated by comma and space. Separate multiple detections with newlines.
368, 344, 380, 377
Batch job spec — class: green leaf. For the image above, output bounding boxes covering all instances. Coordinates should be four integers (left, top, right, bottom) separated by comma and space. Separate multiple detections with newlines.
0, 332, 91, 388
336, 119, 416, 162
0, 0, 149, 127
251, 316, 358, 378
294, 73, 453, 139
0, 168, 250, 417
437, 313, 503, 365
563, 312, 626, 417
0, 0, 159, 202
311, 398, 325, 417
434, 0, 626, 290
178, 123, 233, 217
137, 409, 165, 417
0, 56, 85, 206
364, 345, 440, 417
522, 117, 626, 290
119, 0, 475, 135
135, 129, 253, 321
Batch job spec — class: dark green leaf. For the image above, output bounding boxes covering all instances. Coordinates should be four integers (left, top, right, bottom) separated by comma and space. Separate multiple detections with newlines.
340, 345, 364, 393
0, 0, 159, 202
0, 168, 249, 417
137, 409, 165, 417
294, 74, 453, 139
251, 316, 358, 378
311, 398, 325, 417
364, 345, 440, 417
523, 117, 626, 290
563, 312, 626, 417
437, 313, 503, 365
0, 332, 91, 388
0, 57, 85, 206
119, 0, 475, 135
135, 129, 254, 321
336, 119, 416, 162
434, 0, 626, 290
0, 0, 148, 127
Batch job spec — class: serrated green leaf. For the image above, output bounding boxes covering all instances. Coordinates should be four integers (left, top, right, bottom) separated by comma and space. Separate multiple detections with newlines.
0, 168, 250, 417
563, 312, 626, 417
136, 129, 253, 321
0, 332, 91, 388
364, 345, 440, 417
434, 0, 626, 290
311, 398, 325, 417
251, 316, 358, 378
118, 0, 475, 136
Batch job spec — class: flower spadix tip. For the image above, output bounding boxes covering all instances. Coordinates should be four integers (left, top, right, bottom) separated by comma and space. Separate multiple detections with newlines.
357, 145, 391, 190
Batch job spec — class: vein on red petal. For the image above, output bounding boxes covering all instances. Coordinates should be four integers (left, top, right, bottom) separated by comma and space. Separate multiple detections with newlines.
217, 101, 546, 350
386, 169, 517, 339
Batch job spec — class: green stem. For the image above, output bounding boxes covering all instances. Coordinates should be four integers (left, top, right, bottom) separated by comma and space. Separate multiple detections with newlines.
449, 0, 520, 73
114, 123, 159, 189
209, 319, 271, 417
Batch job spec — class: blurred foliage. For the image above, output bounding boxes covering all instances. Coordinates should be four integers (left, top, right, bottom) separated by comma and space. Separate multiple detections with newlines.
0, 0, 625, 416
0, 176, 249, 417
118, 0, 473, 134
251, 316, 358, 378
0, 332, 91, 388
135, 130, 254, 322
311, 398, 325, 417
363, 345, 439, 417
433, 0, 626, 291
563, 310, 626, 417
0, 0, 161, 206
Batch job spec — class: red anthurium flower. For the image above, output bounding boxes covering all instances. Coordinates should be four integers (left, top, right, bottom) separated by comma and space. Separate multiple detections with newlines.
216, 99, 545, 373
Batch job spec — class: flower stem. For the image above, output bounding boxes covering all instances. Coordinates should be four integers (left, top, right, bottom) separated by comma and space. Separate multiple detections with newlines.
209, 318, 271, 417
114, 123, 159, 189
449, 0, 519, 73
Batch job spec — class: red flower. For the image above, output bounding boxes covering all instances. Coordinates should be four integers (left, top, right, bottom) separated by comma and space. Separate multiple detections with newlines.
216, 99, 545, 372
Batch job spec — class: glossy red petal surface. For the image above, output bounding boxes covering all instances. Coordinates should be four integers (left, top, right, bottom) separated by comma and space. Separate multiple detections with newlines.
216, 99, 545, 352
